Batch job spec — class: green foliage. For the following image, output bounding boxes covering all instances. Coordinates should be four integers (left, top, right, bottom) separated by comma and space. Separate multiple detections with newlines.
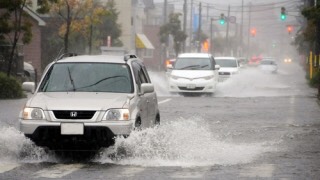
0, 72, 25, 99
310, 70, 320, 87
98, 0, 122, 47
159, 13, 187, 55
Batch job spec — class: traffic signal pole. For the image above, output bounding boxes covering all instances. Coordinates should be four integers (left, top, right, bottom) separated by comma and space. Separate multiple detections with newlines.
197, 2, 202, 52
247, 2, 252, 60
225, 5, 230, 55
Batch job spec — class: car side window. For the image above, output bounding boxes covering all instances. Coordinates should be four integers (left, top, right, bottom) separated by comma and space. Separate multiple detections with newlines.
211, 56, 216, 70
141, 65, 151, 83
132, 61, 149, 92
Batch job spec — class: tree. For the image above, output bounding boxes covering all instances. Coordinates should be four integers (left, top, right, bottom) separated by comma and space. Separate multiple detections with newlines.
0, 0, 33, 77
48, 0, 121, 54
97, 0, 123, 47
301, 5, 320, 54
159, 13, 187, 56
49, 0, 86, 53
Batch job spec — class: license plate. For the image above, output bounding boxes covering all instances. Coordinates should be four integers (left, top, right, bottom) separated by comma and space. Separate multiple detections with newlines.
61, 123, 84, 135
186, 84, 196, 89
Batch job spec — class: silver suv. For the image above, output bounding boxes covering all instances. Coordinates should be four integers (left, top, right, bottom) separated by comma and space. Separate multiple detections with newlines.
19, 54, 160, 150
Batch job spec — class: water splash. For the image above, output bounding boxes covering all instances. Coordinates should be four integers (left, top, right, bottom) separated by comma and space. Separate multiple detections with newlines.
0, 127, 50, 163
96, 117, 273, 167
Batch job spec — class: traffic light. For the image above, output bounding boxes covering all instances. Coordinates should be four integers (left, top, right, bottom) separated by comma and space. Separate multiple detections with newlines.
219, 13, 225, 25
250, 28, 256, 37
287, 26, 293, 34
281, 7, 286, 21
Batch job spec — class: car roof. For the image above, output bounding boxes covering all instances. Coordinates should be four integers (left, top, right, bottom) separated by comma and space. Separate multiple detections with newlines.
178, 53, 212, 58
214, 57, 237, 60
261, 59, 276, 62
56, 55, 137, 64
262, 57, 276, 59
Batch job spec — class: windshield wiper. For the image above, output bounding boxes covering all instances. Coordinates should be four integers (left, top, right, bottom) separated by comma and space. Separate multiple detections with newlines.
178, 65, 200, 70
76, 75, 128, 90
67, 67, 76, 91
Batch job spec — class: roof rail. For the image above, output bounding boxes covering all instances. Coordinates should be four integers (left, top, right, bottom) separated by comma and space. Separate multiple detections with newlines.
124, 54, 137, 62
55, 53, 78, 62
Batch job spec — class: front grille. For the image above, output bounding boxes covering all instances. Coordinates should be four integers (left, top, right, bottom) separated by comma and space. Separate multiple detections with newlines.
178, 87, 204, 91
219, 72, 231, 75
53, 110, 96, 119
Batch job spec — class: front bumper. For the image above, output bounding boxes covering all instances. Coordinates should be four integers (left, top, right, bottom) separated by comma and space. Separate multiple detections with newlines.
19, 120, 134, 149
168, 78, 217, 93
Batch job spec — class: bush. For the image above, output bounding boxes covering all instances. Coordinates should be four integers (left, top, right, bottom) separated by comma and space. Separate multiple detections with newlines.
0, 72, 25, 99
310, 71, 320, 87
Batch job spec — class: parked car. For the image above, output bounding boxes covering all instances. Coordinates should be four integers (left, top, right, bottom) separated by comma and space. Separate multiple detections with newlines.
283, 57, 292, 63
259, 58, 278, 73
19, 54, 160, 150
165, 58, 176, 70
214, 57, 240, 82
23, 62, 35, 82
168, 53, 220, 95
248, 56, 262, 66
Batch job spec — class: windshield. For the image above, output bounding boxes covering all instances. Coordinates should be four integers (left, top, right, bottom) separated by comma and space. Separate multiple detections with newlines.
39, 63, 133, 93
260, 60, 276, 65
173, 57, 212, 70
215, 59, 238, 68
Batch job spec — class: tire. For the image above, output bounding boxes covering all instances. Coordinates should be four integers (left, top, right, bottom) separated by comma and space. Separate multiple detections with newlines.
155, 115, 160, 126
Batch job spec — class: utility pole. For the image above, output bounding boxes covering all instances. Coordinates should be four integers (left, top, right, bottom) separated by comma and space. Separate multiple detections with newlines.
247, 2, 252, 60
225, 5, 230, 55
197, 2, 202, 52
210, 18, 213, 54
240, 0, 244, 56
189, 0, 193, 52
161, 0, 168, 70
183, 0, 187, 52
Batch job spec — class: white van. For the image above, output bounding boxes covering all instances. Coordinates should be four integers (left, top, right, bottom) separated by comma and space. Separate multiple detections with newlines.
214, 57, 240, 81
168, 53, 220, 95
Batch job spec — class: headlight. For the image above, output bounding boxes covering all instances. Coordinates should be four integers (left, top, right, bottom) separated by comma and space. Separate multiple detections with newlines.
170, 75, 180, 80
103, 109, 130, 121
22, 107, 45, 120
203, 75, 214, 80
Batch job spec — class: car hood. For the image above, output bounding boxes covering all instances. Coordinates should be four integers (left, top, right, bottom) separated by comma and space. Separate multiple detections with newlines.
259, 65, 277, 70
219, 67, 239, 73
171, 70, 214, 78
27, 92, 130, 111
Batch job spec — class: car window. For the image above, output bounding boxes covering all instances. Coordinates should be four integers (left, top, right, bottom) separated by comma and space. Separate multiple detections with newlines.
215, 59, 238, 67
261, 60, 275, 65
39, 62, 133, 93
132, 61, 150, 92
174, 57, 212, 70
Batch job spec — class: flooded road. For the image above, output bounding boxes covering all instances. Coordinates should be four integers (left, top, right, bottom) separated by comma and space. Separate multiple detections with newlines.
0, 62, 320, 179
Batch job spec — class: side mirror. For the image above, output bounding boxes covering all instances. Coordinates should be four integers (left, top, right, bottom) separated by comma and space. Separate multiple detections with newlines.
141, 83, 154, 94
215, 64, 220, 70
22, 82, 35, 93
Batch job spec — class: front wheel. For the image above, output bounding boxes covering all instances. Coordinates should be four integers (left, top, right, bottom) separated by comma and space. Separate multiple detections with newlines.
155, 114, 160, 126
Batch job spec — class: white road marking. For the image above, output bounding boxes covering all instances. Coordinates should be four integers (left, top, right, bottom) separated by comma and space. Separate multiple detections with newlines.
158, 98, 171, 104
0, 163, 20, 173
240, 164, 275, 178
170, 167, 210, 179
117, 167, 145, 178
34, 164, 85, 178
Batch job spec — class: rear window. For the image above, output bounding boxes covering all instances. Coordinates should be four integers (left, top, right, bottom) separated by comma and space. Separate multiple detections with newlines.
174, 57, 212, 70
39, 62, 133, 93
215, 59, 238, 67
260, 60, 276, 65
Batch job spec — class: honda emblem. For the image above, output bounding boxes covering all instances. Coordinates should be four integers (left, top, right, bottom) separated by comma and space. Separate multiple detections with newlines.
70, 111, 77, 117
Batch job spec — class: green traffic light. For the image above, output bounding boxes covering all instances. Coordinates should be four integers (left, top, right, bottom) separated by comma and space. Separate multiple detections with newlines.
281, 14, 286, 20
220, 20, 225, 25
